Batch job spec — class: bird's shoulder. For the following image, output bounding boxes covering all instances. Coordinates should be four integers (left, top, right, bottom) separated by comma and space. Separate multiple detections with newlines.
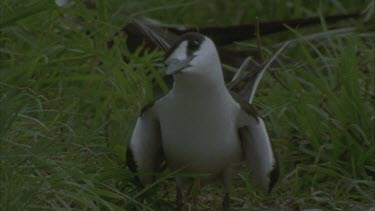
139, 92, 171, 117
229, 91, 259, 120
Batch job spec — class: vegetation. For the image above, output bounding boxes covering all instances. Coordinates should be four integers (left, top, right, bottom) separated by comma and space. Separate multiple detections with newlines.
1, 0, 374, 210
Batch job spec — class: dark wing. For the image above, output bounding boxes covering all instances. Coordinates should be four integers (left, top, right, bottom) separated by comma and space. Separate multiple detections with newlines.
228, 42, 289, 103
156, 13, 359, 45
126, 103, 164, 186
231, 92, 279, 193
131, 18, 171, 51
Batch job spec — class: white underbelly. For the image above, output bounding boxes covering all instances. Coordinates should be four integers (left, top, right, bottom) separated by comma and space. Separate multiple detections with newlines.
163, 135, 242, 175
159, 106, 242, 175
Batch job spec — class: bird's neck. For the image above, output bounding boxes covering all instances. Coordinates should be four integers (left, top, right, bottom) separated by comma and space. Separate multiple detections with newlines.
172, 71, 227, 98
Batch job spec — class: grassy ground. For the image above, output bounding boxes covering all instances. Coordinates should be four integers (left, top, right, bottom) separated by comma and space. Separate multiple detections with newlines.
1, 0, 374, 210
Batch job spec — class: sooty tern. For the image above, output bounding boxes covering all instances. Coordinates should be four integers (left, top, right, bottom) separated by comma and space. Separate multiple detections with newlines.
126, 32, 283, 210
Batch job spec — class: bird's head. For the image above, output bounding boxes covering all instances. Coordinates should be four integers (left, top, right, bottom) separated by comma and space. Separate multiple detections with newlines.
164, 33, 222, 80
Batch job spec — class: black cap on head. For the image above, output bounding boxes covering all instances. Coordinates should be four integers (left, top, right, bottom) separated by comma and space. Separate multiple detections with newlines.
165, 32, 205, 60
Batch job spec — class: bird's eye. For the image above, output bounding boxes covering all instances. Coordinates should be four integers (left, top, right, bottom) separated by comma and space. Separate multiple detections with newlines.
188, 39, 200, 51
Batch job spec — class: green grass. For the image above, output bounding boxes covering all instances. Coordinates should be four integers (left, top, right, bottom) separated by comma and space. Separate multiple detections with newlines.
1, 0, 374, 210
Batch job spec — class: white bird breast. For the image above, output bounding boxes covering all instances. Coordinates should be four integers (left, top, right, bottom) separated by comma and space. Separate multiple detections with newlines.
154, 90, 243, 175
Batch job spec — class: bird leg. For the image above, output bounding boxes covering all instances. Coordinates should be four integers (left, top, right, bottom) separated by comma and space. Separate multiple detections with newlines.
175, 178, 186, 210
222, 167, 235, 211
176, 186, 183, 211
192, 178, 201, 210
222, 193, 230, 211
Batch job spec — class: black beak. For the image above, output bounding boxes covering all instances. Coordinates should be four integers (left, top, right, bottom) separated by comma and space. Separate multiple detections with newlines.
165, 55, 195, 75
